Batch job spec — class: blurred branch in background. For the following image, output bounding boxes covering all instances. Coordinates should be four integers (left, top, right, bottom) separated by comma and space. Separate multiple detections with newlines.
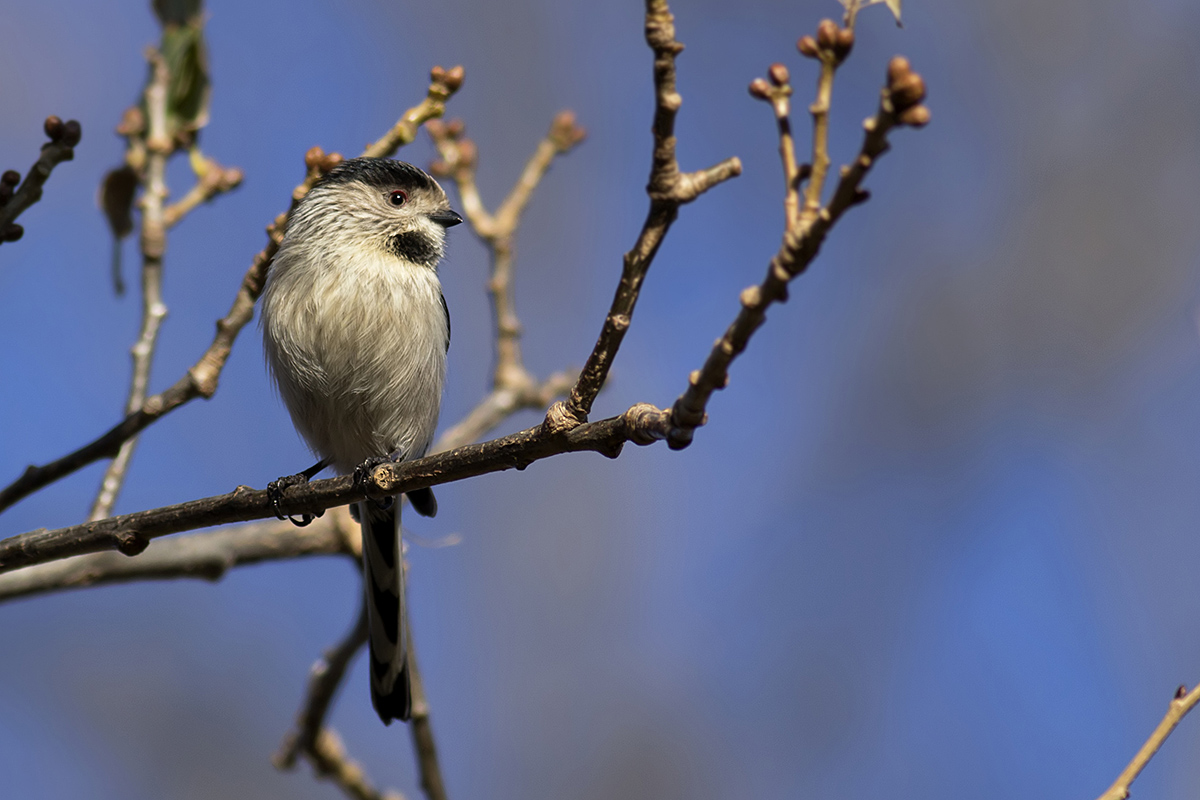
0, 116, 82, 247
89, 8, 245, 520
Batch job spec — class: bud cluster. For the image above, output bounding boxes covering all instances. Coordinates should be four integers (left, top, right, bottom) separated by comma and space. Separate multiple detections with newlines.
797, 19, 855, 65
43, 115, 82, 148
430, 65, 465, 93
304, 146, 344, 176
426, 118, 477, 176
548, 110, 587, 153
885, 56, 930, 127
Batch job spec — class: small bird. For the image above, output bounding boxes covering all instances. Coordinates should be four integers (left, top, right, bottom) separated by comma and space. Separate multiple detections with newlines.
260, 157, 462, 724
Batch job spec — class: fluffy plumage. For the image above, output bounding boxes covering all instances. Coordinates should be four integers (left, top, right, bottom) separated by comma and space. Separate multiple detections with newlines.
261, 158, 461, 723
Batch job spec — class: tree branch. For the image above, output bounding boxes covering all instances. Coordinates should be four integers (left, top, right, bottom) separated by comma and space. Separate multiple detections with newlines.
665, 50, 928, 450
561, 0, 742, 426
0, 116, 81, 245
274, 592, 368, 770
89, 50, 173, 521
0, 67, 463, 516
1096, 683, 1200, 800
0, 511, 355, 602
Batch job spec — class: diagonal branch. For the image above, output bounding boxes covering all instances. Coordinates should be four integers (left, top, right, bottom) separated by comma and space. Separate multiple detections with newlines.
0, 67, 464, 516
1097, 683, 1200, 800
560, 0, 741, 427
274, 593, 368, 770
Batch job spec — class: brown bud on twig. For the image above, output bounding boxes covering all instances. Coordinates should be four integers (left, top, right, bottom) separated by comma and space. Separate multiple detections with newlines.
888, 56, 912, 87
321, 152, 343, 172
1, 170, 20, 187
833, 28, 855, 61
816, 19, 839, 51
430, 65, 465, 92
43, 116, 64, 141
60, 120, 82, 148
748, 77, 772, 101
890, 73, 926, 110
116, 107, 145, 138
549, 110, 587, 151
1177, 685, 1189, 700
446, 119, 466, 139
897, 105, 930, 128
304, 146, 326, 171
456, 139, 477, 167
219, 167, 245, 191
797, 36, 819, 59
767, 63, 790, 87
3, 223, 23, 242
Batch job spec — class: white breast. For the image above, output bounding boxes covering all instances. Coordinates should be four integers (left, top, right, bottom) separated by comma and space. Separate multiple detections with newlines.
262, 243, 447, 474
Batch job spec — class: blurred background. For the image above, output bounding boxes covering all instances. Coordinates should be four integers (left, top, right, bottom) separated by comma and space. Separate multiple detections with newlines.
3, 0, 1200, 797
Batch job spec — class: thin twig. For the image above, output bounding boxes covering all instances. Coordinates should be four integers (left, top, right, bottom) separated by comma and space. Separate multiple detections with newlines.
163, 154, 243, 228
406, 614, 448, 800
1096, 683, 1200, 800
560, 0, 742, 426
0, 116, 81, 245
304, 728, 407, 800
428, 110, 585, 395
0, 68, 463, 516
89, 50, 173, 521
666, 53, 927, 450
274, 597, 369, 769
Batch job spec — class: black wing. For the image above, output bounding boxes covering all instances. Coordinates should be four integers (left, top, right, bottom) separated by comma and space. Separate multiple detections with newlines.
440, 291, 451, 352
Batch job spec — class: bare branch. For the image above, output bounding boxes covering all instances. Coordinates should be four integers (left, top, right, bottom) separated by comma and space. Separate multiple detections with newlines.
0, 68, 464, 515
429, 110, 585, 390
562, 0, 742, 426
89, 50, 173, 521
274, 597, 369, 770
0, 403, 672, 574
665, 53, 928, 450
162, 153, 243, 228
0, 116, 81, 245
406, 617, 448, 800
1097, 683, 1200, 800
303, 728, 407, 800
0, 512, 355, 602
749, 65, 803, 227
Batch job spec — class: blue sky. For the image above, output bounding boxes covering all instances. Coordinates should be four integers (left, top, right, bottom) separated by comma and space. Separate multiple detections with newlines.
3, 1, 1200, 798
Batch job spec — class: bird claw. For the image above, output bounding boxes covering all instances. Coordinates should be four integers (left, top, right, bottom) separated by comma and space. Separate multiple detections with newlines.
267, 472, 325, 527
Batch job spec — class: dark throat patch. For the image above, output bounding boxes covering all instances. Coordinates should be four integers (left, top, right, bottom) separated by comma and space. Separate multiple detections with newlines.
388, 230, 439, 267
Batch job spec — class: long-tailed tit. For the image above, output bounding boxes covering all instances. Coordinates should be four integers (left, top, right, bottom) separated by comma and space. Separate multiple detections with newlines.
260, 157, 462, 723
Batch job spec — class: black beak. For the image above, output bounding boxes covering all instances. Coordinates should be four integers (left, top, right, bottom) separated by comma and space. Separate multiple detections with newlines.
429, 209, 464, 228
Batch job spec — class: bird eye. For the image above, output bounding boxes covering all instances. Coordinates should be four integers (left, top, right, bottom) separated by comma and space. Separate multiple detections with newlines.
389, 189, 408, 207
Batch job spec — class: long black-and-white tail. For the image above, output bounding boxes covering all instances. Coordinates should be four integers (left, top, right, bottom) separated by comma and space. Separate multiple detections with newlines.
360, 499, 411, 724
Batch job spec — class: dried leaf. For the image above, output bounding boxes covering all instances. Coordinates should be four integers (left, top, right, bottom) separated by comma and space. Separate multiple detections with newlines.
99, 164, 138, 296
884, 0, 902, 26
